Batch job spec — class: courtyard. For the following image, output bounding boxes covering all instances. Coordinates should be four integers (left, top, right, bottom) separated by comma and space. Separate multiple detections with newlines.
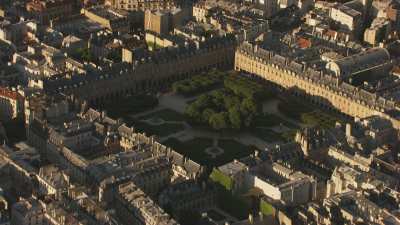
103, 72, 346, 168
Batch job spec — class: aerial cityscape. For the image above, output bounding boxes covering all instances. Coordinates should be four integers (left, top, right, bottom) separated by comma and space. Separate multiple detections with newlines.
0, 0, 399, 224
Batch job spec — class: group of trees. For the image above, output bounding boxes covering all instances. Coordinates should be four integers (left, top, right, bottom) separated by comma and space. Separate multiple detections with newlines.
73, 48, 121, 63
172, 70, 226, 96
185, 74, 270, 130
224, 75, 270, 100
73, 48, 92, 62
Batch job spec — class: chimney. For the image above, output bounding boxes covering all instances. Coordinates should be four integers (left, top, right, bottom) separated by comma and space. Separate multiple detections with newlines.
345, 123, 352, 137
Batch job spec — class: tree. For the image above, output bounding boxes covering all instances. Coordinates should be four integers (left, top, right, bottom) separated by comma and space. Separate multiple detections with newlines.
183, 73, 269, 129
211, 90, 225, 109
224, 95, 241, 110
171, 71, 226, 96
185, 104, 201, 122
202, 108, 216, 123
241, 98, 258, 115
196, 94, 213, 109
229, 107, 242, 129
209, 113, 228, 130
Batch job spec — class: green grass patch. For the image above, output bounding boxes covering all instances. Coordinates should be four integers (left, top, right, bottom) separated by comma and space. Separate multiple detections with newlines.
253, 113, 299, 129
277, 99, 314, 121
163, 138, 253, 167
134, 121, 184, 137
210, 168, 233, 191
139, 109, 185, 122
216, 139, 254, 165
301, 111, 338, 128
260, 198, 275, 216
250, 128, 285, 143
102, 94, 158, 119
278, 97, 341, 129
162, 137, 214, 164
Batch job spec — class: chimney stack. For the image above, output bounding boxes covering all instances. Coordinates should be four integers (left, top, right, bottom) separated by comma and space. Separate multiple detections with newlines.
345, 123, 352, 137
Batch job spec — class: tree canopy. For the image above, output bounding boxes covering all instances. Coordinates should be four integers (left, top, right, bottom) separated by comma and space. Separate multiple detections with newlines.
172, 69, 226, 96
184, 72, 272, 130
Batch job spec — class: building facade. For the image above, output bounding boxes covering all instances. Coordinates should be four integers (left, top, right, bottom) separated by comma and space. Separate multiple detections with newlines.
0, 87, 23, 121
48, 37, 236, 105
109, 0, 177, 11
234, 43, 400, 130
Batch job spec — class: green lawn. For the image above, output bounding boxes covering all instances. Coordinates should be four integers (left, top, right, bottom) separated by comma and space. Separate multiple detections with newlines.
260, 198, 275, 216
277, 98, 314, 120
134, 121, 185, 137
162, 137, 214, 165
216, 139, 254, 165
163, 138, 253, 167
251, 128, 285, 143
139, 109, 185, 122
250, 112, 299, 143
278, 98, 340, 129
102, 94, 158, 119
254, 113, 299, 129
301, 111, 338, 129
210, 168, 233, 191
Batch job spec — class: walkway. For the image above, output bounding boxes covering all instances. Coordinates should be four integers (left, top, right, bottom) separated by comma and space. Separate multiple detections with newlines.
131, 92, 280, 150
158, 93, 192, 114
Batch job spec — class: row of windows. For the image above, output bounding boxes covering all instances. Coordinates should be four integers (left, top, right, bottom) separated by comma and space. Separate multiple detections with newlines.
239, 57, 375, 118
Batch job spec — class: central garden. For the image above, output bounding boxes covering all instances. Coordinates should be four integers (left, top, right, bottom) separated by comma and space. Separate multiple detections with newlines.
184, 72, 272, 130
99, 69, 343, 168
